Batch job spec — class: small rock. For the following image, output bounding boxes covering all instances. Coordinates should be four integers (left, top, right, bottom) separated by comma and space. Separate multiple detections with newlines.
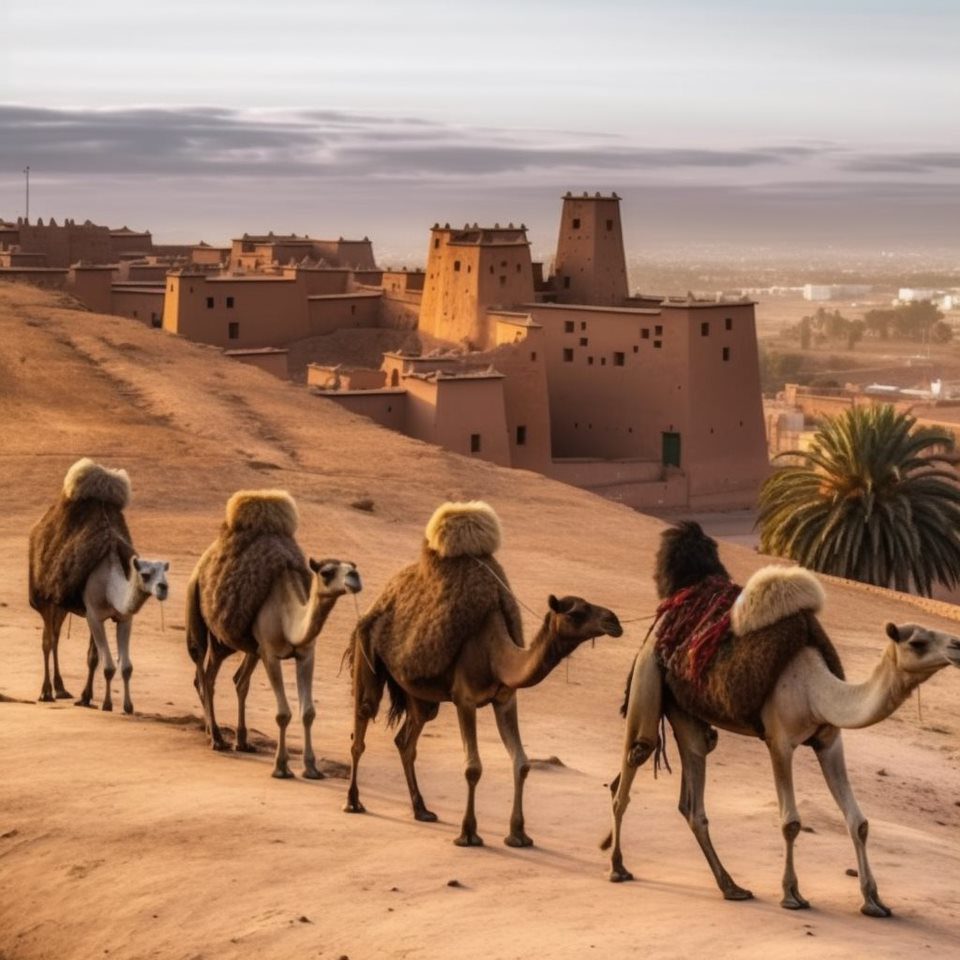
298, 915, 312, 924
801, 826, 815, 833
877, 768, 888, 777
389, 886, 399, 892
350, 498, 375, 513
338, 955, 349, 960
806, 931, 815, 937
447, 879, 463, 888
845, 868, 858, 877
1, 829, 19, 839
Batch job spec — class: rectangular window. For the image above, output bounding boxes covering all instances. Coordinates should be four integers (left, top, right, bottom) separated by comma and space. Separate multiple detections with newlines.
206, 296, 214, 309
453, 260, 461, 272
614, 352, 625, 366
641, 328, 650, 339
470, 433, 481, 453
564, 320, 575, 333
132, 310, 138, 318
572, 218, 581, 229
581, 321, 587, 331
151, 313, 160, 328
499, 275, 506, 287
434, 238, 440, 249
725, 317, 733, 331
588, 356, 594, 365
633, 345, 639, 353
653, 340, 662, 349
655, 325, 663, 335
226, 296, 235, 308
701, 321, 710, 336
662, 432, 681, 468
605, 219, 613, 230
530, 351, 537, 361
563, 276, 571, 289
228, 321, 239, 340
601, 357, 606, 366
579, 337, 588, 346
516, 425, 527, 446
351, 304, 356, 315
723, 347, 731, 361
516, 263, 522, 273
563, 348, 574, 362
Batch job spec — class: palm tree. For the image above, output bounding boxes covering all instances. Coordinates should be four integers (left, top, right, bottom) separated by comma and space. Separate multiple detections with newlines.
758, 404, 960, 596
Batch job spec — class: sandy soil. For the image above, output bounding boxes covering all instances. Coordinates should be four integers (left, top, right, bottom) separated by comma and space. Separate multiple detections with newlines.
1, 283, 959, 960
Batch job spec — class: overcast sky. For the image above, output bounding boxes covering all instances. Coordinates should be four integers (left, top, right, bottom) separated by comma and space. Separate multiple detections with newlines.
2, 1, 958, 258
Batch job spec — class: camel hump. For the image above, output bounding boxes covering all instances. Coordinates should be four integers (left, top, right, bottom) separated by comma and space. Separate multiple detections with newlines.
425, 501, 501, 558
63, 458, 131, 508
731, 565, 825, 636
225, 489, 298, 536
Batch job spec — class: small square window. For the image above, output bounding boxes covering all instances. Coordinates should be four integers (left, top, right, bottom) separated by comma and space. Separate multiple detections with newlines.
654, 340, 662, 349
605, 219, 613, 230
725, 317, 733, 331
226, 296, 235, 308
516, 425, 527, 446
470, 433, 481, 453
641, 328, 650, 339
581, 321, 587, 331
563, 276, 571, 289
132, 310, 138, 318
433, 238, 440, 249
572, 218, 581, 229
351, 304, 356, 315
490, 265, 495, 275
580, 337, 588, 346
588, 356, 594, 365
614, 352, 625, 366
563, 348, 574, 362
655, 325, 663, 335
701, 322, 710, 336
499, 275, 506, 287
601, 357, 606, 366
564, 320, 575, 333
228, 321, 239, 340
516, 263, 522, 273
454, 260, 461, 272
206, 296, 214, 309
723, 347, 731, 361
530, 351, 537, 361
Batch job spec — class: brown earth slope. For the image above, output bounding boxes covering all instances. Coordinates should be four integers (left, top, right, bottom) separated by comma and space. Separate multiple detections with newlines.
0, 284, 958, 960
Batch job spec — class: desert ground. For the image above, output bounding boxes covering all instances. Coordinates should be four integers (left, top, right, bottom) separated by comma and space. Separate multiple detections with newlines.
1, 284, 959, 960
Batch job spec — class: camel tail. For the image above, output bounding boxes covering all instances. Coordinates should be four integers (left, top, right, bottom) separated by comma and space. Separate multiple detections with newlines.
185, 572, 208, 666
385, 673, 408, 728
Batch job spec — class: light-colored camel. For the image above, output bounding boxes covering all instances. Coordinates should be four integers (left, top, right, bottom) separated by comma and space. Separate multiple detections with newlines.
189, 556, 361, 778
607, 567, 960, 917
346, 592, 623, 846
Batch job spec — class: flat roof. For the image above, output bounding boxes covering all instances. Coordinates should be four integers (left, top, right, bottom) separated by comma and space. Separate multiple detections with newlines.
0, 266, 68, 274
225, 347, 289, 356
523, 302, 661, 316
307, 292, 382, 301
112, 284, 164, 293
660, 298, 757, 309
316, 388, 406, 397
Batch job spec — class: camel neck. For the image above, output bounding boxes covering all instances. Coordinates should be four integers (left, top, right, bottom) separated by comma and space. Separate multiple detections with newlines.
296, 583, 340, 646
499, 616, 579, 689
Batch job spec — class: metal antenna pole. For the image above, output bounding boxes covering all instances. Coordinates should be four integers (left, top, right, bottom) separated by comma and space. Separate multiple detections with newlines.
24, 166, 30, 221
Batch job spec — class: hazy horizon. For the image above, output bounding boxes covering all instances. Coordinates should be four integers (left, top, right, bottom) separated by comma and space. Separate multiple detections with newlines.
3, 1, 958, 259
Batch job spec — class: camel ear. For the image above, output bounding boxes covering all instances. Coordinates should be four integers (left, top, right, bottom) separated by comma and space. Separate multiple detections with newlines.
548, 594, 560, 613
163, 561, 170, 571
309, 557, 320, 573
885, 622, 902, 643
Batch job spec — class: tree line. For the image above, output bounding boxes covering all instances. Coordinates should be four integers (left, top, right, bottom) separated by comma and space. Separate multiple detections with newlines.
792, 301, 951, 350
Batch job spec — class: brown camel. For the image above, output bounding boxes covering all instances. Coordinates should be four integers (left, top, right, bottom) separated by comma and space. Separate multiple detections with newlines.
186, 490, 361, 778
605, 523, 960, 917
29, 458, 169, 712
344, 501, 623, 847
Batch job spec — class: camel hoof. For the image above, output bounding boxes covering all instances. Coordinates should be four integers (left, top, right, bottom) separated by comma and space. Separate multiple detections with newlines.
781, 894, 810, 910
609, 867, 634, 883
234, 743, 257, 754
861, 899, 892, 918
74, 698, 93, 708
123, 703, 134, 715
39, 691, 55, 703
414, 809, 438, 823
723, 886, 754, 901
101, 702, 113, 713
211, 740, 229, 752
302, 767, 325, 780
343, 800, 366, 814
272, 768, 295, 780
55, 689, 73, 700
453, 832, 484, 847
504, 833, 534, 848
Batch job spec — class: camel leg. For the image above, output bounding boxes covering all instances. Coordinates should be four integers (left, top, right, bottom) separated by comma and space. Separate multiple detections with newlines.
76, 632, 98, 707
670, 707, 752, 901
454, 703, 484, 847
343, 652, 384, 814
603, 645, 662, 881
200, 642, 228, 751
296, 646, 323, 779
232, 652, 259, 753
86, 614, 116, 712
39, 608, 62, 701
493, 694, 533, 848
814, 730, 891, 918
394, 698, 439, 821
50, 608, 71, 699
116, 619, 134, 715
260, 653, 294, 779
767, 736, 808, 910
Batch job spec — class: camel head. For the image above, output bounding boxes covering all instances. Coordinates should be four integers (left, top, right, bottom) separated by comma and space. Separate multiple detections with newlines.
309, 558, 362, 596
132, 558, 169, 602
885, 622, 960, 675
547, 595, 623, 647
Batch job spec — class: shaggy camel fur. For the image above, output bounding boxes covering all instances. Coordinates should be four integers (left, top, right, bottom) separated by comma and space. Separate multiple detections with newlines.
186, 490, 361, 777
606, 525, 960, 917
29, 458, 168, 711
344, 501, 623, 847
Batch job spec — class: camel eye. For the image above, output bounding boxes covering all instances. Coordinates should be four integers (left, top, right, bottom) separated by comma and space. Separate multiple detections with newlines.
908, 638, 928, 652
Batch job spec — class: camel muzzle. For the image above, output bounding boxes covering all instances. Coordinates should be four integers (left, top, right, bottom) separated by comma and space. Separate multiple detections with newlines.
946, 639, 960, 667
345, 571, 362, 594
602, 615, 624, 639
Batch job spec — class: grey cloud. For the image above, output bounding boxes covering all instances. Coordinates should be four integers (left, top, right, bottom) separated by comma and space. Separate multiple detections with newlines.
844, 152, 960, 173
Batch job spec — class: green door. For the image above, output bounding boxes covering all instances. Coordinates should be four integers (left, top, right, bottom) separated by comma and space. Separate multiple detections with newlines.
662, 432, 681, 468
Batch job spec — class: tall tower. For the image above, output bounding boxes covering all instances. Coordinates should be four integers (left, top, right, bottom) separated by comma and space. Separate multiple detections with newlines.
553, 192, 628, 306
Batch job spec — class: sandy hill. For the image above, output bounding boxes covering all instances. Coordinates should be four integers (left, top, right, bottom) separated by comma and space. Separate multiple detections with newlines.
0, 284, 958, 960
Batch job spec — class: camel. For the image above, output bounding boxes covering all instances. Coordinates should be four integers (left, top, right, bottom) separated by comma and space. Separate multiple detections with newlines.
29, 458, 169, 712
344, 501, 623, 847
186, 490, 362, 778
605, 523, 960, 917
